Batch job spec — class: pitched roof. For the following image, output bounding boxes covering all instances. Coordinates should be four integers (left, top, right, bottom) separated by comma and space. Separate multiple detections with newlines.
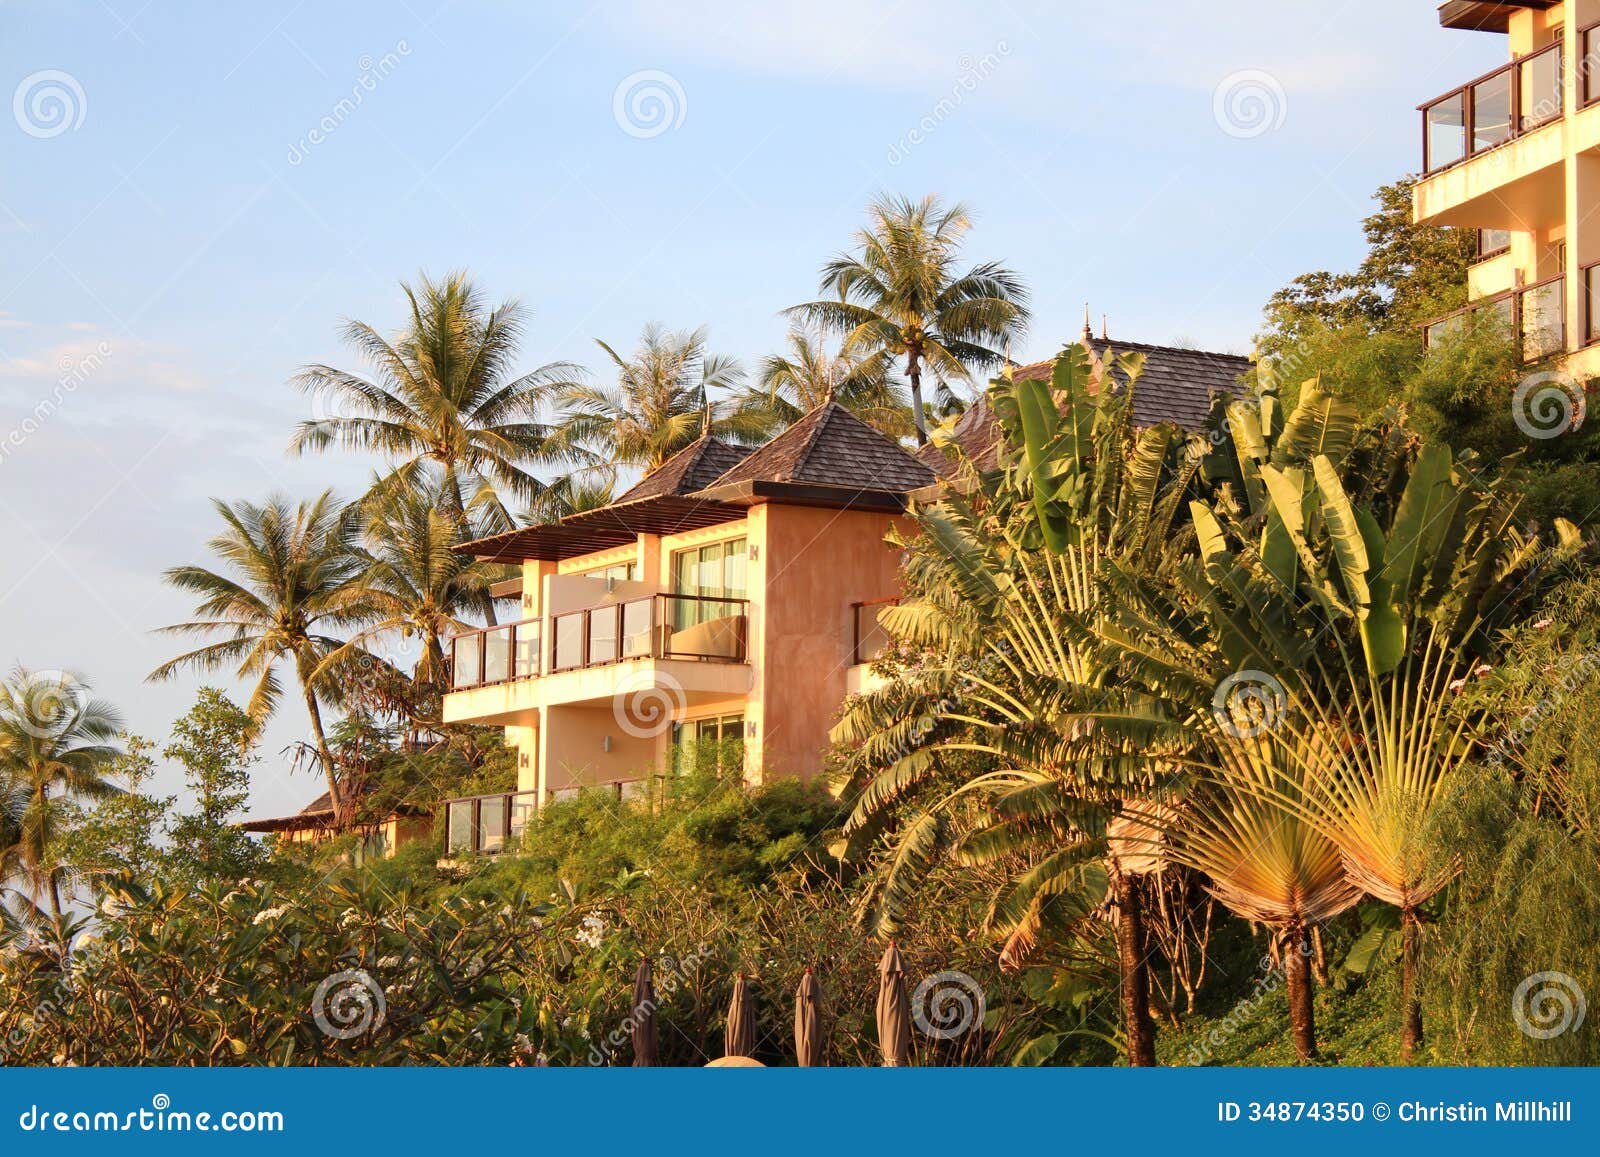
237, 788, 428, 834
615, 435, 752, 503
918, 336, 1251, 473
700, 402, 938, 495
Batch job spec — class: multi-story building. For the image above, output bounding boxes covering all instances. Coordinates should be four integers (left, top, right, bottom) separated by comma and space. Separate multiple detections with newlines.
1414, 1, 1600, 376
437, 333, 1251, 856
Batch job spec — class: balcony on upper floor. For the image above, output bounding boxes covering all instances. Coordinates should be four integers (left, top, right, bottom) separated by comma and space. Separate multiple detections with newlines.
1414, 34, 1585, 229
1422, 273, 1567, 359
442, 591, 752, 724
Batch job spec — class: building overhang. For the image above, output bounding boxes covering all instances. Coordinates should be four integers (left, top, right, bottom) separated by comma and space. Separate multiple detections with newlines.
1437, 1, 1556, 33
690, 479, 913, 513
455, 495, 747, 562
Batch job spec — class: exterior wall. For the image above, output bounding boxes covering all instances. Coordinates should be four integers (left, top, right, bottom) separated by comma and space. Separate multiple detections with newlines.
749, 503, 907, 782
539, 703, 659, 794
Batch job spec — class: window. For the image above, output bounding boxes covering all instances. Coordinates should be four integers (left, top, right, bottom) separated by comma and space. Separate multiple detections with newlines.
671, 538, 747, 627
1475, 229, 1511, 259
670, 713, 745, 776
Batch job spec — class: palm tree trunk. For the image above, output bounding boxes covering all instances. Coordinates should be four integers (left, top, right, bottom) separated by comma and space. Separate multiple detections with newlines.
301, 683, 344, 830
1283, 924, 1317, 1062
1400, 906, 1424, 1060
47, 870, 63, 920
905, 349, 928, 446
1113, 868, 1158, 1066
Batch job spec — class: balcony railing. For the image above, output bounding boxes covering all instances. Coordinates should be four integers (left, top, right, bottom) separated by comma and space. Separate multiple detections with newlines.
1422, 39, 1563, 174
450, 619, 540, 691
442, 789, 539, 856
448, 594, 749, 691
550, 593, 747, 671
851, 597, 900, 666
1422, 275, 1565, 362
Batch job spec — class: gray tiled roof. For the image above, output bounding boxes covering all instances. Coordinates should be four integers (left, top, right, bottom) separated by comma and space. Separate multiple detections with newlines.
615, 435, 752, 502
703, 402, 938, 494
919, 337, 1251, 472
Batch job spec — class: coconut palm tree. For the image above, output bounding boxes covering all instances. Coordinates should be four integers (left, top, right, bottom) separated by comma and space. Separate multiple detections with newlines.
322, 476, 502, 725
733, 325, 912, 438
150, 492, 373, 824
544, 323, 762, 474
788, 194, 1028, 444
519, 471, 617, 526
0, 669, 123, 917
288, 270, 583, 533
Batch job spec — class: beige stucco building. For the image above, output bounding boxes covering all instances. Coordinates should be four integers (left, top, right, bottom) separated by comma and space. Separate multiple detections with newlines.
437, 335, 1252, 858
1414, 0, 1600, 377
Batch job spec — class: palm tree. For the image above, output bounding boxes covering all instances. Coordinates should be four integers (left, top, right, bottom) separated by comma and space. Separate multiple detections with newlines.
732, 325, 912, 438
788, 194, 1029, 444
833, 349, 1195, 1067
325, 476, 500, 721
150, 492, 373, 824
545, 323, 762, 474
289, 270, 582, 533
519, 471, 617, 526
0, 669, 123, 917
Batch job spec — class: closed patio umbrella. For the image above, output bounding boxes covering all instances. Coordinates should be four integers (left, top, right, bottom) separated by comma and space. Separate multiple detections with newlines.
876, 941, 911, 1067
724, 971, 757, 1059
794, 967, 824, 1067
631, 958, 658, 1067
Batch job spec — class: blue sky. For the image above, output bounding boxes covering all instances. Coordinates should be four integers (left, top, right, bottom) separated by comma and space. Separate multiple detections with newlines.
0, 1, 1506, 815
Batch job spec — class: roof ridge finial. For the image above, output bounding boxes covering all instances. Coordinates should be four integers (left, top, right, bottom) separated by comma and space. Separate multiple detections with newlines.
1102, 313, 1108, 341
1082, 302, 1092, 344
701, 397, 714, 437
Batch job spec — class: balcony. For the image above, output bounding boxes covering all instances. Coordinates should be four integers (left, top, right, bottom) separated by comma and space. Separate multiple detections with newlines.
1422, 40, 1562, 175
449, 593, 748, 692
1422, 275, 1565, 361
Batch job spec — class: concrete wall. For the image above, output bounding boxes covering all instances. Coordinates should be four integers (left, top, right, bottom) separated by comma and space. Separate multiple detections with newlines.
750, 503, 906, 782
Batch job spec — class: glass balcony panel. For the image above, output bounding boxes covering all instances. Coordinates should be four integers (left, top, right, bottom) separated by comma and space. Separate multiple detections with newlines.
514, 623, 540, 679
1520, 45, 1562, 129
660, 596, 745, 660
1476, 228, 1512, 258
446, 800, 475, 855
1588, 266, 1600, 343
553, 612, 584, 670
478, 796, 506, 853
1521, 281, 1565, 360
452, 634, 482, 689
483, 625, 513, 685
509, 794, 537, 846
1425, 92, 1466, 171
621, 599, 653, 658
588, 605, 619, 665
1471, 70, 1512, 151
1585, 29, 1600, 104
